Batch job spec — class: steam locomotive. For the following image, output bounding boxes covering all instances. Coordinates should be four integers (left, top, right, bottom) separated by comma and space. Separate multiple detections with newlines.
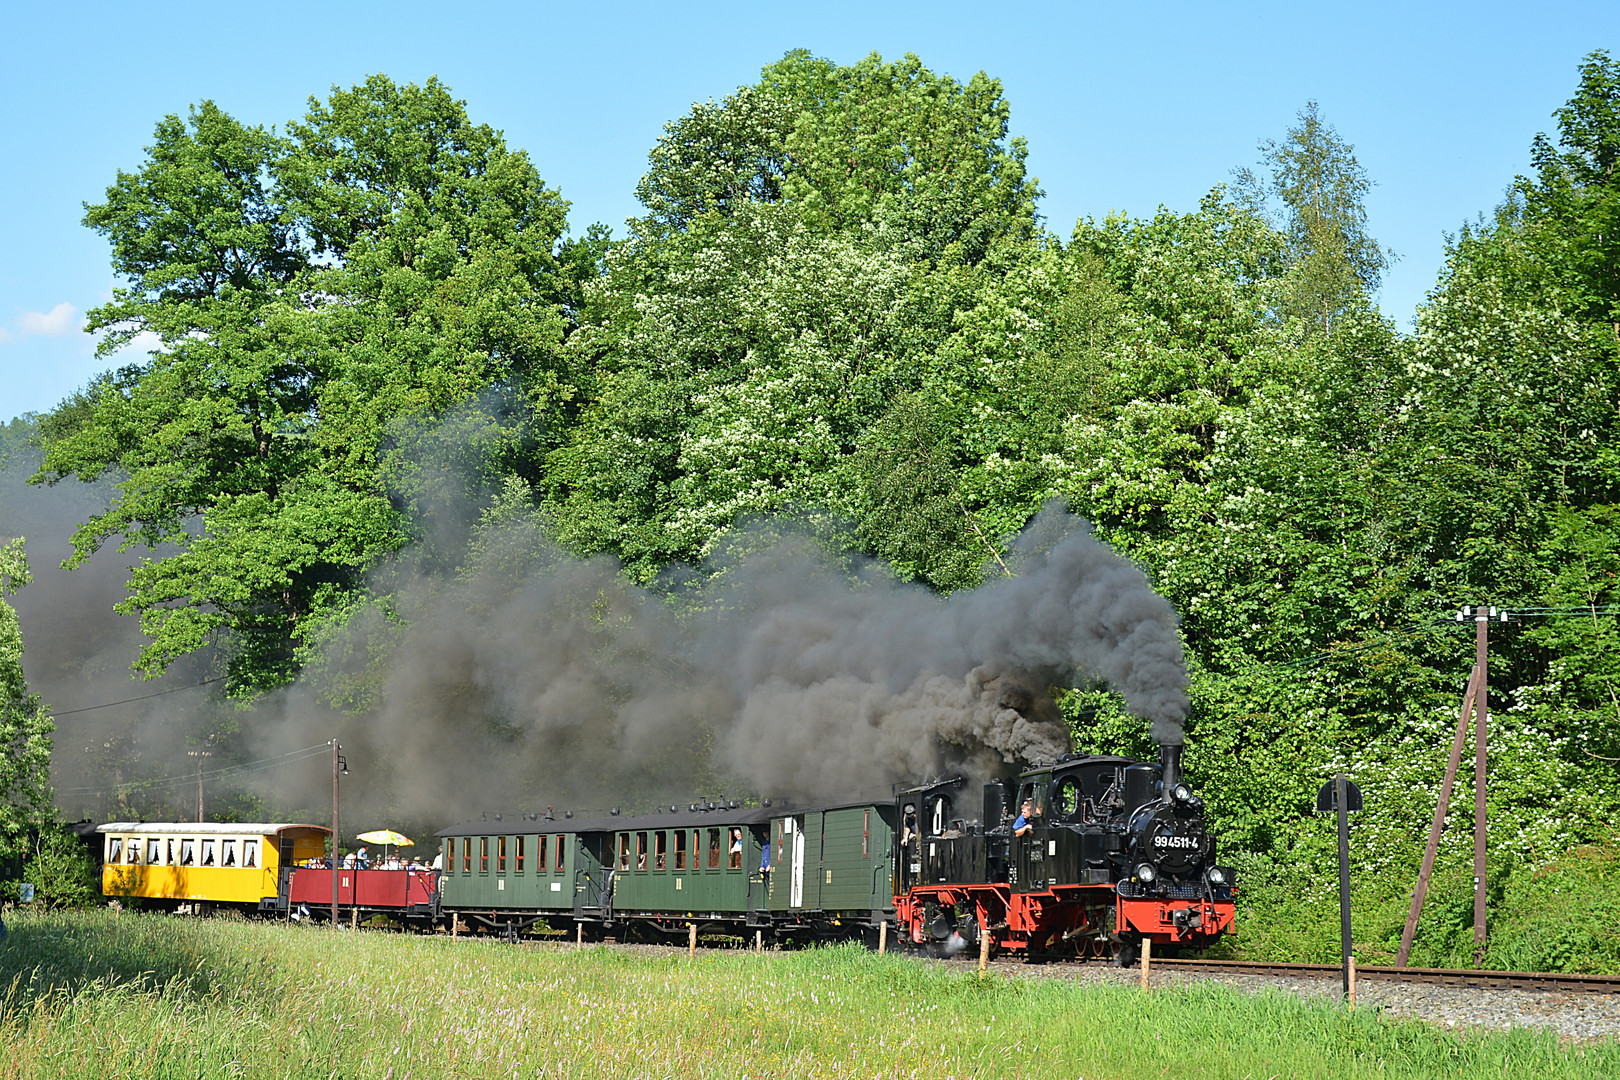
96, 743, 1234, 961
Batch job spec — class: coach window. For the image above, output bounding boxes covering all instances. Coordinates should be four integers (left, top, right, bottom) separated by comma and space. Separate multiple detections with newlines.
618, 834, 630, 872
158, 839, 172, 865
516, 836, 525, 874
201, 840, 216, 867
674, 830, 686, 870
635, 833, 648, 872
692, 831, 702, 871
707, 829, 721, 869
107, 837, 122, 863
222, 840, 237, 867
655, 832, 667, 871
243, 840, 258, 868
461, 838, 471, 874
555, 835, 565, 872
537, 835, 548, 872
479, 837, 490, 874
863, 810, 871, 858
497, 836, 507, 874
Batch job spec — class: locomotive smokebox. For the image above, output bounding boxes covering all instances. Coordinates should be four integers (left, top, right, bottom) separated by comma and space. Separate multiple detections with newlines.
1160, 743, 1184, 796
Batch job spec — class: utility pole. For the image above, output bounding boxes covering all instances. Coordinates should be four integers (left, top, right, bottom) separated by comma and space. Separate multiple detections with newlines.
1472, 602, 1491, 966
187, 748, 212, 822
1397, 604, 1508, 968
331, 740, 347, 929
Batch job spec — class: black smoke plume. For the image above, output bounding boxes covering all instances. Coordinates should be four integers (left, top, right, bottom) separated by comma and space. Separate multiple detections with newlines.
255, 503, 1187, 822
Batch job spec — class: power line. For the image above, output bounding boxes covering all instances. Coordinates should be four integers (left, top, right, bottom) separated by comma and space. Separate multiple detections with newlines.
52, 676, 228, 716
57, 741, 333, 797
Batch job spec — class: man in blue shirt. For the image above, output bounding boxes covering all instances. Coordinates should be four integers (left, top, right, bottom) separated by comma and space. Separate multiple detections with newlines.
1013, 799, 1040, 837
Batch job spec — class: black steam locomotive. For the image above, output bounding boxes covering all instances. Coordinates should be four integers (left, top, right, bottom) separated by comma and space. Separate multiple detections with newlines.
894, 743, 1235, 959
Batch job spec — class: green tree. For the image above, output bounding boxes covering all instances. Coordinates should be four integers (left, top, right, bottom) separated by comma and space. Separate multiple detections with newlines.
549, 51, 1044, 577
1520, 49, 1620, 324
0, 539, 53, 863
36, 77, 572, 694
1237, 102, 1389, 335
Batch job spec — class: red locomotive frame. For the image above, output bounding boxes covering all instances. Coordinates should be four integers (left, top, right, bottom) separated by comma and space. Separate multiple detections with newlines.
894, 881, 1236, 954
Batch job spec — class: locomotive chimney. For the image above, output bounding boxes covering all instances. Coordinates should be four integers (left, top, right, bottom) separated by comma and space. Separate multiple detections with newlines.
1160, 742, 1183, 798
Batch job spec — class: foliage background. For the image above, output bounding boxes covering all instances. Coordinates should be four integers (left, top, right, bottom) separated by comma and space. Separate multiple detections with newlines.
4, 50, 1620, 965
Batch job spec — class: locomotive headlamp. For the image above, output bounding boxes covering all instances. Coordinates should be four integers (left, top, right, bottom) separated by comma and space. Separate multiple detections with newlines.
1206, 866, 1227, 886
1172, 783, 1193, 803
1135, 862, 1157, 883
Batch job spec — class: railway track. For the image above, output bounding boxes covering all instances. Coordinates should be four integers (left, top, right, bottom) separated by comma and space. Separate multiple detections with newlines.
1151, 956, 1620, 994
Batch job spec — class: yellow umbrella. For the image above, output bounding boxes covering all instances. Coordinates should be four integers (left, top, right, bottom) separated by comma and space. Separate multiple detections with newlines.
355, 829, 413, 864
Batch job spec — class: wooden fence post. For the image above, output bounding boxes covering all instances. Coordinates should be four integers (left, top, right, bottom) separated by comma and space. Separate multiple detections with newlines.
1140, 938, 1152, 992
689, 922, 697, 957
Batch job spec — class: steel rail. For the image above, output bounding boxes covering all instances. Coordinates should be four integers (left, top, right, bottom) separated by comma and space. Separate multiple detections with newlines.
1152, 957, 1620, 994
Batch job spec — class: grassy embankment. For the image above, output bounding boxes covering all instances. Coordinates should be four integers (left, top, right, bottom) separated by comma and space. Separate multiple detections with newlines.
1218, 842, 1620, 973
2, 908, 1616, 1080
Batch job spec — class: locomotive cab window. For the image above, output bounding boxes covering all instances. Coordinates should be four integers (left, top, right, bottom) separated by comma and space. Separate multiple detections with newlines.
930, 797, 948, 836
1054, 777, 1080, 819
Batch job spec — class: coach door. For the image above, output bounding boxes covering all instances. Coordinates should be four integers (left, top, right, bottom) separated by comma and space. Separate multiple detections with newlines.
790, 816, 806, 908
277, 835, 296, 903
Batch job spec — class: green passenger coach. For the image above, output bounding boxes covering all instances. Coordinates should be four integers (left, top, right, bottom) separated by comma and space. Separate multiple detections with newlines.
435, 800, 896, 941
766, 802, 897, 927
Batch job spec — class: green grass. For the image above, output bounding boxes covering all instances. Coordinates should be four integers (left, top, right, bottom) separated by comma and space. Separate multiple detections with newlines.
1213, 843, 1620, 973
2, 909, 1617, 1079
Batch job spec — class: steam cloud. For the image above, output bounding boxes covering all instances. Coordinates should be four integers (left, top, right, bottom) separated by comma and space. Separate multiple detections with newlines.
255, 504, 1188, 823
9, 427, 1188, 830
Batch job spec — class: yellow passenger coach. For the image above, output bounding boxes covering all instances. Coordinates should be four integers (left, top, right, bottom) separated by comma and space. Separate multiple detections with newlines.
98, 822, 331, 910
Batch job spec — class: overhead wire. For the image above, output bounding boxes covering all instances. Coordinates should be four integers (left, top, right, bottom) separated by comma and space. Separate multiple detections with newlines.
52, 676, 228, 716
56, 741, 333, 797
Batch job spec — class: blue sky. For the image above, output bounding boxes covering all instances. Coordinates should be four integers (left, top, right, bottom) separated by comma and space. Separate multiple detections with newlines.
1, 1, 1613, 418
